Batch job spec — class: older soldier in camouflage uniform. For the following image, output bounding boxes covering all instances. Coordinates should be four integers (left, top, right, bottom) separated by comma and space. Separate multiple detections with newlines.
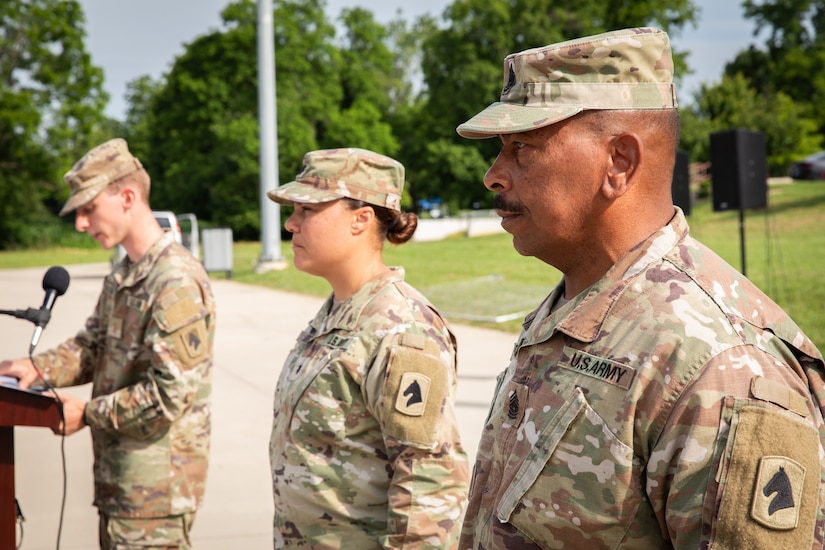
0, 138, 216, 549
267, 148, 469, 548
455, 28, 825, 549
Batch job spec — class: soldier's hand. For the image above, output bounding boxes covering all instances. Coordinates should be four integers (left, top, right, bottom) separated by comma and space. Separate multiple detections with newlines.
44, 391, 88, 436
0, 358, 40, 389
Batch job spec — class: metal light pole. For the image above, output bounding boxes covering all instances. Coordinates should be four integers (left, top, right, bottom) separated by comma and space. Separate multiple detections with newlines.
256, 0, 287, 272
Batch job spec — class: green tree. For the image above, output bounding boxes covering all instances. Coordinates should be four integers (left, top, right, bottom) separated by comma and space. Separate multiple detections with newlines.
383, 15, 442, 210
679, 73, 820, 174
0, 0, 107, 248
322, 7, 399, 155
120, 75, 162, 166
138, 0, 410, 238
726, 1, 825, 142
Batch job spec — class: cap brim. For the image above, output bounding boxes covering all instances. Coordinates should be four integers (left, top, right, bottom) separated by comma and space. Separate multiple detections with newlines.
58, 181, 109, 216
456, 102, 584, 139
266, 181, 344, 206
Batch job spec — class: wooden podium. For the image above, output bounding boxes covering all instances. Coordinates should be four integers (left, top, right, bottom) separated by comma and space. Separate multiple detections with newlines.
0, 384, 61, 548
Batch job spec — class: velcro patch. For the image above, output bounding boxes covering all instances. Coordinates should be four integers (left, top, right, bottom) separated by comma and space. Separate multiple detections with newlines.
174, 319, 209, 368
394, 372, 431, 416
714, 405, 818, 548
399, 333, 426, 350
382, 346, 448, 449
156, 289, 202, 332
751, 456, 806, 530
751, 376, 809, 418
559, 347, 635, 390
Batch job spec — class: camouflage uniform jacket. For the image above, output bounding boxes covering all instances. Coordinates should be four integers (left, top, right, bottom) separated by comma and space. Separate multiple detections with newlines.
460, 209, 825, 549
34, 231, 216, 518
270, 267, 469, 549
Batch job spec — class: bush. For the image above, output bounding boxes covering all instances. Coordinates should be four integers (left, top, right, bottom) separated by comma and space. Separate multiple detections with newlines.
4, 220, 97, 250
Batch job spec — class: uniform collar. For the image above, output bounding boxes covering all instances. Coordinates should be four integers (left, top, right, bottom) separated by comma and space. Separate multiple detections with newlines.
112, 231, 177, 288
525, 208, 686, 344
310, 266, 406, 334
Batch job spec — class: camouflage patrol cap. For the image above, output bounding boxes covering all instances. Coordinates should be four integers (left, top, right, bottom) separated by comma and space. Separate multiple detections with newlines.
267, 148, 404, 212
456, 27, 678, 139
60, 138, 144, 216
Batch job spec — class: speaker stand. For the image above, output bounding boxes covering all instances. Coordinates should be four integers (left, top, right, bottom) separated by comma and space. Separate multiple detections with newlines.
738, 207, 747, 276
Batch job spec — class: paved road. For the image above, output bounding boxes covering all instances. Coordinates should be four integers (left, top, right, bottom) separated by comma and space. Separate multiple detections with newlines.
0, 263, 518, 549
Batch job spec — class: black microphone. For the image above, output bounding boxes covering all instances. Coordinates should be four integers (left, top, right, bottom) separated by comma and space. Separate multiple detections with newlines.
29, 266, 70, 354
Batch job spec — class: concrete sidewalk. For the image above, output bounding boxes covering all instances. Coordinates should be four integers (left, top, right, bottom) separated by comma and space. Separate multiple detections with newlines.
0, 263, 519, 549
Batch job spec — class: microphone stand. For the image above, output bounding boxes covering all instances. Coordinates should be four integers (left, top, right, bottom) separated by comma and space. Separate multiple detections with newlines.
1, 307, 68, 549
0, 308, 50, 327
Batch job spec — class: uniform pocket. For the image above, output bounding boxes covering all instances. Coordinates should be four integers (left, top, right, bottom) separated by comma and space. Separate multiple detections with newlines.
496, 386, 642, 549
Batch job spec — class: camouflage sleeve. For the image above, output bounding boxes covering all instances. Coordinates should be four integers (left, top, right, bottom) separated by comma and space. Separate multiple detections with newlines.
370, 332, 470, 549
647, 345, 824, 549
33, 302, 105, 388
88, 282, 212, 439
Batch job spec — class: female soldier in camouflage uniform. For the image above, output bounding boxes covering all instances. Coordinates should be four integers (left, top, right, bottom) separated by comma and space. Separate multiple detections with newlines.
267, 148, 469, 548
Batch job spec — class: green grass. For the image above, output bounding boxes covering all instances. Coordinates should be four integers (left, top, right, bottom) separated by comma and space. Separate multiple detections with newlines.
686, 182, 825, 349
2, 181, 823, 349
227, 232, 560, 333
0, 247, 111, 269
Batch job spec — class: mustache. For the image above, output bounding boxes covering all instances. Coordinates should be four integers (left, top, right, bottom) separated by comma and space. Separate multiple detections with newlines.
493, 194, 524, 213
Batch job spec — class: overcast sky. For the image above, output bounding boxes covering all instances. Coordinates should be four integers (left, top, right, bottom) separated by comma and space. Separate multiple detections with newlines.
77, 0, 759, 119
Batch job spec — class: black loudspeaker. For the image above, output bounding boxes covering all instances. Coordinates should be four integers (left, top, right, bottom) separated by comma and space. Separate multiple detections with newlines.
672, 149, 691, 216
710, 129, 767, 212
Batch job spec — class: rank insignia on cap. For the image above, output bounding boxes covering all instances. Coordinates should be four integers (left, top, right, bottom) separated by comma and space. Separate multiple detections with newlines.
502, 62, 516, 94
394, 372, 431, 416
751, 456, 805, 530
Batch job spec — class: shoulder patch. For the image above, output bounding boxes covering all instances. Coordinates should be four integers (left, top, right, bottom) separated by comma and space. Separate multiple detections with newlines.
381, 345, 448, 450
751, 456, 806, 530
714, 406, 818, 548
394, 372, 431, 416
172, 319, 209, 368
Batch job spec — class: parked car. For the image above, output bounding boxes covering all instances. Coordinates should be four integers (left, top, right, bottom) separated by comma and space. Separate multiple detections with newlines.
418, 197, 447, 219
790, 151, 825, 180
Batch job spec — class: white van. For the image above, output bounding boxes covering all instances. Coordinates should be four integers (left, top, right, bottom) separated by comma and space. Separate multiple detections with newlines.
152, 210, 183, 244
111, 211, 184, 265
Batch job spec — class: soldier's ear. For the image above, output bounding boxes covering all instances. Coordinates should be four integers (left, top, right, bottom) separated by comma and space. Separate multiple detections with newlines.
350, 205, 374, 236
601, 132, 641, 200
119, 186, 137, 211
